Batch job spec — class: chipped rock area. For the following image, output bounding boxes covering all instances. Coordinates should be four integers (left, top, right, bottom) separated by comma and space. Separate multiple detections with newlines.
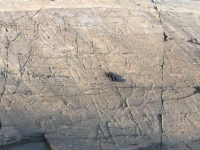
0, 0, 200, 149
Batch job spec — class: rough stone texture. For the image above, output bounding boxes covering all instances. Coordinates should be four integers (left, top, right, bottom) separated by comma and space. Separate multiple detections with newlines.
0, 0, 199, 150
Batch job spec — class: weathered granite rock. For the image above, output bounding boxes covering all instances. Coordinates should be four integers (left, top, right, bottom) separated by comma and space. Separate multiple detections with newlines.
0, 0, 199, 149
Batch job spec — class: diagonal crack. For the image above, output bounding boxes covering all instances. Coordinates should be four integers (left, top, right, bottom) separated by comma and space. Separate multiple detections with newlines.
0, 27, 9, 103
102, 0, 120, 20
153, 1, 166, 149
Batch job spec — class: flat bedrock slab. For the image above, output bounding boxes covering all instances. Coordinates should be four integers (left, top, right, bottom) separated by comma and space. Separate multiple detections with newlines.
0, 0, 199, 150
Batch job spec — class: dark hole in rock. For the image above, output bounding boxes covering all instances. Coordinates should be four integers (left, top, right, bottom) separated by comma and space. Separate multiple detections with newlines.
0, 71, 6, 77
194, 86, 200, 94
46, 75, 51, 78
163, 32, 168, 41
163, 32, 173, 41
105, 72, 125, 82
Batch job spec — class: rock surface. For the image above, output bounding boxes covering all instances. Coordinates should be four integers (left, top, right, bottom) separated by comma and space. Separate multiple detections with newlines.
0, 0, 200, 149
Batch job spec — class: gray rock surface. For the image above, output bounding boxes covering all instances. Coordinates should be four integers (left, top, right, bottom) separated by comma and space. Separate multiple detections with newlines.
0, 0, 199, 149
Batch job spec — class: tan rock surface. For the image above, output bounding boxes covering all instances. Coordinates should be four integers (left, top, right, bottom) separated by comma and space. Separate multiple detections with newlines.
0, 0, 199, 150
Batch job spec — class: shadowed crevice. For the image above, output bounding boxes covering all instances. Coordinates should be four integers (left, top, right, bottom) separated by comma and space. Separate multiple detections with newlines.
0, 133, 51, 150
188, 38, 200, 45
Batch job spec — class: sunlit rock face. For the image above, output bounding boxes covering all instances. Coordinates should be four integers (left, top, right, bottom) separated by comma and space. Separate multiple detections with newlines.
0, 0, 199, 150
